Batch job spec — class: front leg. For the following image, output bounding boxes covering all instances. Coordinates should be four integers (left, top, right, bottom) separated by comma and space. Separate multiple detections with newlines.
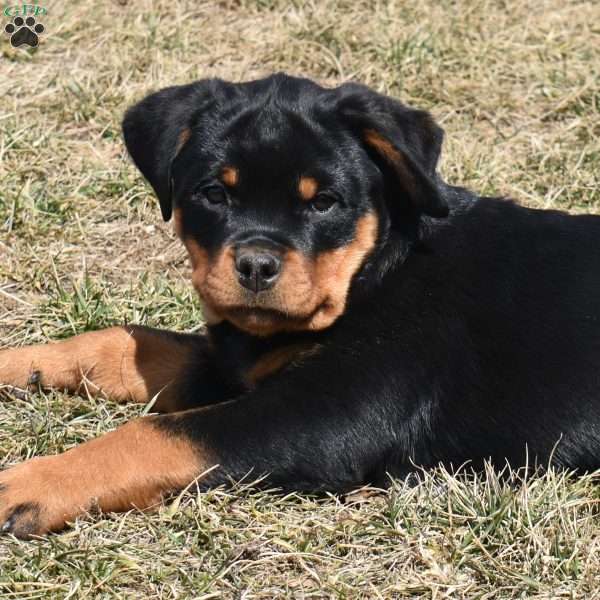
0, 352, 397, 537
0, 326, 218, 412
0, 418, 205, 537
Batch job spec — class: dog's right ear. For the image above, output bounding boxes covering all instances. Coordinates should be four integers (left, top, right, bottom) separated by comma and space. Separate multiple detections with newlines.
122, 80, 224, 221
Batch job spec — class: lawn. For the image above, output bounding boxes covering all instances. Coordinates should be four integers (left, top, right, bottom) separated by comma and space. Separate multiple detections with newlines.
1, 0, 599, 597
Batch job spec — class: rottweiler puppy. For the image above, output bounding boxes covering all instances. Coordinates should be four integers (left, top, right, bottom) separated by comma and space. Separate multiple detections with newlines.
1, 73, 599, 537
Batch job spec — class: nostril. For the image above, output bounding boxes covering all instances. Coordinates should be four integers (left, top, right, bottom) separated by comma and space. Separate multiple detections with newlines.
236, 255, 254, 279
260, 262, 273, 279
258, 256, 281, 280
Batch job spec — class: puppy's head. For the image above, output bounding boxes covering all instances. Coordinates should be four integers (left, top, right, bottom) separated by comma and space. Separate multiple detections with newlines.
123, 74, 447, 336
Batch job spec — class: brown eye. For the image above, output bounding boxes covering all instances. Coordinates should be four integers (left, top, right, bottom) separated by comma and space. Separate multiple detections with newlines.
310, 193, 338, 214
203, 185, 228, 205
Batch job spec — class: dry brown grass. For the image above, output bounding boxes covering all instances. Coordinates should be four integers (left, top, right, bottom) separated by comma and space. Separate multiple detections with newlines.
0, 0, 599, 597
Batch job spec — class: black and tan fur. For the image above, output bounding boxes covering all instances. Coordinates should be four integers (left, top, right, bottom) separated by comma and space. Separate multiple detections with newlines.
1, 73, 599, 538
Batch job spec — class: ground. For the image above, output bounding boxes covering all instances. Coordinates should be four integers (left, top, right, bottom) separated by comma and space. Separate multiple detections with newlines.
0, 0, 599, 597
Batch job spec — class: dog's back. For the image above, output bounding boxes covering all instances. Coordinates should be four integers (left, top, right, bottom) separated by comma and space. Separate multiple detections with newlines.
340, 190, 600, 476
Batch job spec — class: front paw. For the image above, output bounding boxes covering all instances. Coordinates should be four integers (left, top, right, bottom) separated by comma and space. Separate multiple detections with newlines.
0, 347, 42, 393
0, 456, 89, 538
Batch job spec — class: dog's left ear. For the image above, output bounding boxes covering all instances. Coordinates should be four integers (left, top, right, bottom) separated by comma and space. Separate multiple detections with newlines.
122, 79, 228, 221
335, 83, 448, 219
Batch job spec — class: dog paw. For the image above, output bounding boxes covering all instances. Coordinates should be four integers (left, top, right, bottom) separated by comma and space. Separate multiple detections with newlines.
0, 347, 43, 393
0, 457, 88, 538
4, 16, 45, 48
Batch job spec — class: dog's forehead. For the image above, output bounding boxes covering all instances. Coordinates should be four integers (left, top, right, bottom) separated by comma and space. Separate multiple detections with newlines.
174, 77, 369, 196
224, 105, 326, 154
232, 73, 328, 109
209, 102, 345, 187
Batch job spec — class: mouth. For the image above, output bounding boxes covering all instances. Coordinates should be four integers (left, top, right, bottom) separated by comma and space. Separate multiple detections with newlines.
226, 304, 318, 324
202, 277, 318, 321
222, 301, 328, 335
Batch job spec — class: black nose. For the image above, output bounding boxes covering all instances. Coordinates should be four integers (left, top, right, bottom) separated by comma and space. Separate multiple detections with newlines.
235, 247, 282, 293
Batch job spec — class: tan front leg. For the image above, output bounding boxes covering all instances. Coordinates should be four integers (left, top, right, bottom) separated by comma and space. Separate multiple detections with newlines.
0, 417, 208, 537
0, 326, 198, 411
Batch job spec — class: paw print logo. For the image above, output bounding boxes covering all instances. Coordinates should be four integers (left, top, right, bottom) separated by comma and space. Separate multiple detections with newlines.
4, 16, 45, 48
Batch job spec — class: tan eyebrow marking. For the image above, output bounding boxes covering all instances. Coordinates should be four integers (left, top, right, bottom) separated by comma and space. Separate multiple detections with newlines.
298, 176, 318, 201
221, 166, 239, 187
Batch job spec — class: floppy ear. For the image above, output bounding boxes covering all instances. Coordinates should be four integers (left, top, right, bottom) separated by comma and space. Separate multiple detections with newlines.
336, 83, 448, 219
122, 80, 222, 221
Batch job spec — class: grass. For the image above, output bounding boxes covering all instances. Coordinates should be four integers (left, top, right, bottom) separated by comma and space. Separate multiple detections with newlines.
0, 0, 599, 596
